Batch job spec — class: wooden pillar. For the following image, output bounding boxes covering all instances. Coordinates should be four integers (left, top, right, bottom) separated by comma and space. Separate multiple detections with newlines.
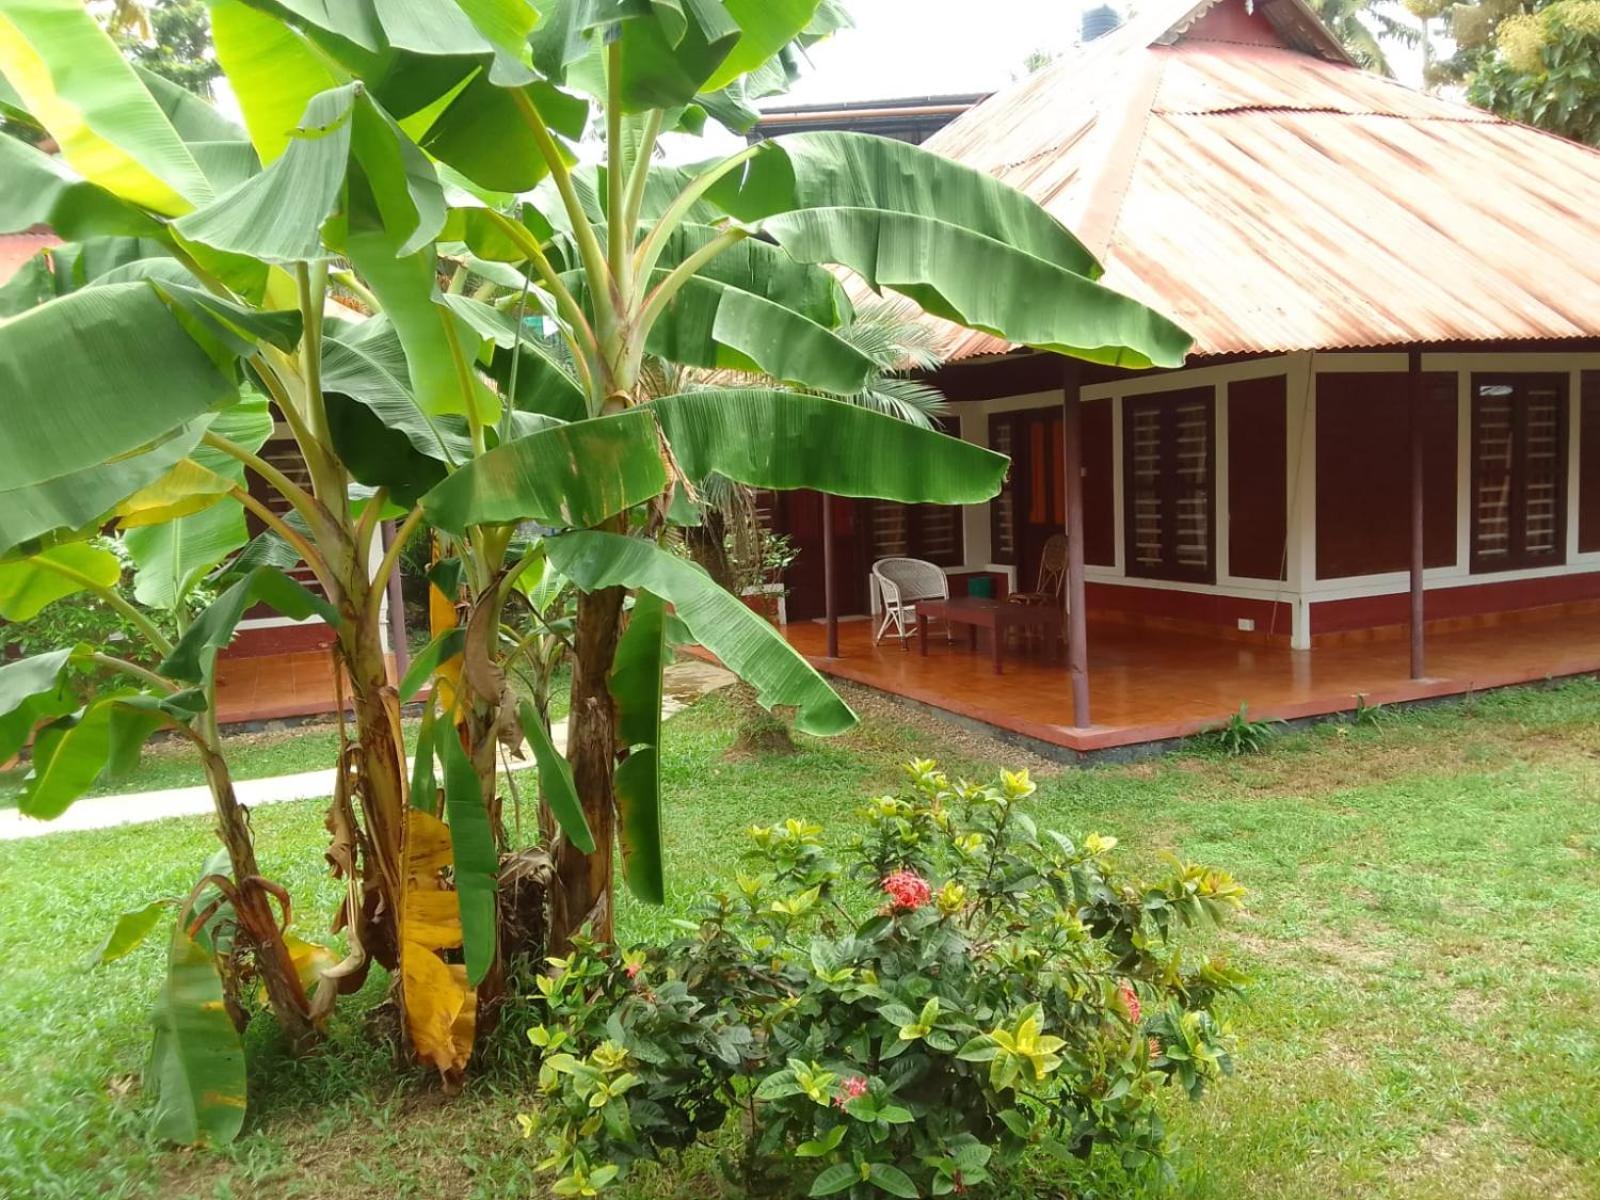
822, 492, 839, 658
380, 519, 410, 682
1063, 364, 1091, 727
1407, 350, 1426, 680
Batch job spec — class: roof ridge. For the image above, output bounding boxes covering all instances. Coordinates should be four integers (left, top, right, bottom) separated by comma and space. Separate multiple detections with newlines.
1158, 103, 1502, 122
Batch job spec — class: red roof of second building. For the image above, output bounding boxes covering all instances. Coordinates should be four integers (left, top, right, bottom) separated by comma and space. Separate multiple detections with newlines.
918, 0, 1600, 360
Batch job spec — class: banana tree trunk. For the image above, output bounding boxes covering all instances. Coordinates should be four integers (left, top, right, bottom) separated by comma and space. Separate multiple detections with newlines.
338, 601, 407, 973
197, 743, 318, 1055
547, 585, 626, 954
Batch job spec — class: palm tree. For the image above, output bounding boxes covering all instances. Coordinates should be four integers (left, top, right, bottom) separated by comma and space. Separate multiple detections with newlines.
1311, 0, 1421, 74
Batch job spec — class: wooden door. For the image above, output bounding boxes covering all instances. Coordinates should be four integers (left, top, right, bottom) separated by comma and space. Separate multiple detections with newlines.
780, 491, 869, 621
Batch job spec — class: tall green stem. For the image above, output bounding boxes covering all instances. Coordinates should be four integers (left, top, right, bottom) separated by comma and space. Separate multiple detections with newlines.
634, 145, 757, 284
606, 40, 630, 294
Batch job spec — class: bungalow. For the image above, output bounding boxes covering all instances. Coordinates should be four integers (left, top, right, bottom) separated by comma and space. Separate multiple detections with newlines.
775, 0, 1600, 756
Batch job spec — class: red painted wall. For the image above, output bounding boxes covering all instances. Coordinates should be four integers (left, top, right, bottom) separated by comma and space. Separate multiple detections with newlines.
1311, 571, 1600, 633
1228, 375, 1288, 581
225, 621, 338, 658
1086, 582, 1292, 636
1316, 373, 1457, 579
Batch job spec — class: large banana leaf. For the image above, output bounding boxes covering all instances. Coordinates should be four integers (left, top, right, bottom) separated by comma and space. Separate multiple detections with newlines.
651, 389, 1007, 502
0, 542, 120, 621
174, 84, 357, 263
701, 0, 823, 93
421, 408, 667, 534
0, 648, 76, 763
609, 589, 667, 904
547, 532, 854, 736
161, 567, 339, 687
210, 0, 341, 164
0, 284, 237, 492
0, 131, 162, 240
439, 717, 498, 987
653, 221, 850, 327
134, 64, 247, 144
759, 208, 1192, 369
18, 691, 131, 820
122, 398, 275, 611
708, 131, 1099, 279
648, 276, 876, 395
147, 918, 247, 1145
421, 76, 587, 193
0, 422, 204, 558
0, 0, 212, 214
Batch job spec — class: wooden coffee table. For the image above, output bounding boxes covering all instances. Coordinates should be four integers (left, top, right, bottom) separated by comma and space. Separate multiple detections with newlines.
916, 597, 1063, 674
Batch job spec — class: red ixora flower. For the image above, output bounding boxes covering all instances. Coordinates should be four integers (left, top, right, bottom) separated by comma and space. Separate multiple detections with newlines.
625, 962, 642, 980
881, 870, 932, 912
834, 1075, 870, 1109
1118, 981, 1142, 1025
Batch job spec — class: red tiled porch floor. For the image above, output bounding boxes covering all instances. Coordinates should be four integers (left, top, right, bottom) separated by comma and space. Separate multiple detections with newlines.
783, 608, 1600, 755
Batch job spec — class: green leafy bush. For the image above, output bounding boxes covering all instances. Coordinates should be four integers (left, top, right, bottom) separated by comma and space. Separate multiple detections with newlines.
519, 761, 1246, 1197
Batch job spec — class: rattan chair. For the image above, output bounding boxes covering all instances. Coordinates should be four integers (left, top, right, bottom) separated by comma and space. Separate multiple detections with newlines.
872, 557, 951, 646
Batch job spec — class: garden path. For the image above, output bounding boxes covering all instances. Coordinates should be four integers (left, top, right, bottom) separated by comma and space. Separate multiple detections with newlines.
0, 661, 735, 841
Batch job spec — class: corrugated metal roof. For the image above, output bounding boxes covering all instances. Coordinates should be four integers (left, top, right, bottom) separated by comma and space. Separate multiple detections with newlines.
916, 0, 1600, 361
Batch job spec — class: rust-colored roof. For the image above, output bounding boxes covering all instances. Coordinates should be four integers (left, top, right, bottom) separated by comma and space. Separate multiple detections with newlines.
0, 229, 58, 284
919, 0, 1600, 361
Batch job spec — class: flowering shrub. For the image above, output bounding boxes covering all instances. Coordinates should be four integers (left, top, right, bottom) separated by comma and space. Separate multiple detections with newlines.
519, 761, 1247, 1197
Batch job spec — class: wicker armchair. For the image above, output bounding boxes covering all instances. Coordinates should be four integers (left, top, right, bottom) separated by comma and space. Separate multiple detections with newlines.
872, 557, 951, 646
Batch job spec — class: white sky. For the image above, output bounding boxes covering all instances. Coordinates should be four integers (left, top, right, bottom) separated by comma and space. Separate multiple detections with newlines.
774, 0, 1431, 103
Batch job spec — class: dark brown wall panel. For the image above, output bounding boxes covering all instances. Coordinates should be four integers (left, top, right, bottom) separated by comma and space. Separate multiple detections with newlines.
1227, 375, 1288, 580
1315, 372, 1457, 580
1081, 399, 1115, 566
1580, 372, 1600, 553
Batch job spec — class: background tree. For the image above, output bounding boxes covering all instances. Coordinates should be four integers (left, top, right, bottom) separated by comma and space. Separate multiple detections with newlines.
1310, 0, 1421, 73
1462, 0, 1600, 143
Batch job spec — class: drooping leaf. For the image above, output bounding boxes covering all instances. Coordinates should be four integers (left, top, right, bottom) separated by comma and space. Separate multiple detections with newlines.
401, 809, 476, 1077
0, 0, 212, 214
515, 698, 593, 853
759, 207, 1192, 369
121, 396, 276, 611
651, 389, 1007, 501
0, 284, 237, 494
652, 221, 850, 327
420, 408, 667, 534
399, 627, 465, 702
438, 718, 497, 987
0, 648, 76, 764
547, 532, 854, 736
174, 83, 358, 263
0, 423, 205, 559
710, 130, 1098, 278
161, 568, 339, 686
87, 899, 173, 968
612, 0, 740, 111
146, 919, 248, 1145
0, 542, 121, 621
19, 693, 131, 820
648, 275, 875, 394
609, 589, 666, 904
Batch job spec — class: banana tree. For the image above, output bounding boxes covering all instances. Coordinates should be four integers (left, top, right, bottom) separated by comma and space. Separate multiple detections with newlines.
0, 0, 1191, 1090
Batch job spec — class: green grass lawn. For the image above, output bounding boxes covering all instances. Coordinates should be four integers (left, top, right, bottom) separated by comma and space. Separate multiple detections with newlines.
1, 680, 1598, 1199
